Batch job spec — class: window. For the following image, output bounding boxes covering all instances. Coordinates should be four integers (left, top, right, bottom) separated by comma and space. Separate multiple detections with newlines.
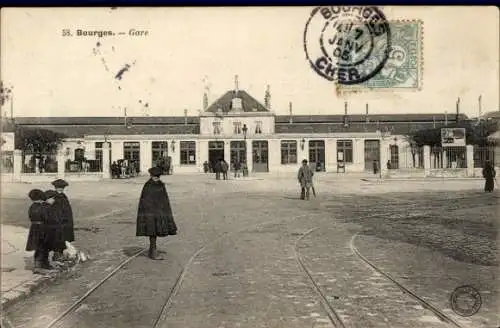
337, 140, 353, 163
255, 121, 262, 134
180, 141, 196, 165
281, 140, 297, 164
233, 122, 242, 134
213, 122, 221, 135
152, 141, 168, 165
389, 145, 399, 169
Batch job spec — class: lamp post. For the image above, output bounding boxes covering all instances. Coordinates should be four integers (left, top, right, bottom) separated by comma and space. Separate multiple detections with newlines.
242, 124, 248, 176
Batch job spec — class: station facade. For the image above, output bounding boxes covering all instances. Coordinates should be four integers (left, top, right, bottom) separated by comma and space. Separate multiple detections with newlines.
9, 86, 466, 175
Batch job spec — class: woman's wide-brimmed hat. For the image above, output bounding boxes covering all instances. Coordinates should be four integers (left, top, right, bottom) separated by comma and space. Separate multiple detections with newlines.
51, 179, 69, 188
148, 167, 163, 177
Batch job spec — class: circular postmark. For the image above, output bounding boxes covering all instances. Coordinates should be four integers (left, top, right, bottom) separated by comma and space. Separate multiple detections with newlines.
450, 285, 482, 317
304, 6, 392, 85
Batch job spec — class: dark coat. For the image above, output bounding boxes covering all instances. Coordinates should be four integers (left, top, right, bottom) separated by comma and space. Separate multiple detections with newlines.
26, 203, 47, 251
52, 192, 75, 242
44, 203, 67, 251
26, 203, 65, 252
482, 163, 496, 192
136, 179, 177, 237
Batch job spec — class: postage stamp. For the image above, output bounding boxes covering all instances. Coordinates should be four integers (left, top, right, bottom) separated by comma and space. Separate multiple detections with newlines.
449, 285, 482, 317
338, 20, 424, 93
303, 6, 392, 85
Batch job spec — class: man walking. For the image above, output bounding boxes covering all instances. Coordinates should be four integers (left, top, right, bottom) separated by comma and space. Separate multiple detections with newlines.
298, 159, 314, 200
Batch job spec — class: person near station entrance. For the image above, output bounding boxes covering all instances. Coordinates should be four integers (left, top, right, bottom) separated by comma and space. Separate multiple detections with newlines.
26, 189, 57, 274
203, 160, 209, 174
136, 167, 177, 260
233, 160, 242, 178
214, 159, 222, 180
298, 159, 314, 200
373, 160, 379, 175
50, 179, 75, 262
482, 160, 496, 192
221, 159, 229, 180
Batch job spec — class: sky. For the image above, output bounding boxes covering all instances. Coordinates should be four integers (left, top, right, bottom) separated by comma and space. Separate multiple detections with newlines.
1, 6, 498, 118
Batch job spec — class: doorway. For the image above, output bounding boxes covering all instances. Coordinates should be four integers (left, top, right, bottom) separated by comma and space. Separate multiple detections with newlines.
252, 140, 269, 172
308, 140, 325, 171
208, 141, 225, 169
230, 141, 246, 166
364, 139, 380, 171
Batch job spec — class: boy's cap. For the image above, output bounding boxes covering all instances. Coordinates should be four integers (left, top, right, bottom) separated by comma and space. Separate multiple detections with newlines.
45, 190, 58, 199
148, 167, 162, 177
28, 189, 46, 201
51, 179, 69, 188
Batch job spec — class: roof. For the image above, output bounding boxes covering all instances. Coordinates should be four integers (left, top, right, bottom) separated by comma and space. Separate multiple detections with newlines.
205, 90, 268, 113
275, 113, 468, 123
15, 124, 199, 138
14, 116, 200, 125
275, 122, 450, 134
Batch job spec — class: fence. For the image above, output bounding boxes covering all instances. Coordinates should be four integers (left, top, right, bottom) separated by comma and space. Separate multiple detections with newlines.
65, 158, 103, 173
386, 145, 425, 177
21, 152, 59, 174
430, 146, 467, 169
473, 146, 495, 168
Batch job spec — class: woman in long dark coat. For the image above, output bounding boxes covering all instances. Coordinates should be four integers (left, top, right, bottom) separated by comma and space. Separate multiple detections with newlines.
482, 160, 496, 192
51, 179, 74, 261
136, 167, 177, 260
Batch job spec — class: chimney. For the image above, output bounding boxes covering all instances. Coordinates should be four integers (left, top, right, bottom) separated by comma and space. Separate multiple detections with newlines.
124, 107, 127, 127
234, 75, 239, 94
445, 110, 448, 126
433, 116, 436, 128
264, 85, 271, 110
289, 101, 293, 124
455, 97, 460, 122
365, 103, 369, 123
478, 95, 482, 120
203, 92, 208, 111
184, 108, 188, 125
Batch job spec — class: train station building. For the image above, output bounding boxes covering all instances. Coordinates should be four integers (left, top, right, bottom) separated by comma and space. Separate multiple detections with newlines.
2, 83, 473, 176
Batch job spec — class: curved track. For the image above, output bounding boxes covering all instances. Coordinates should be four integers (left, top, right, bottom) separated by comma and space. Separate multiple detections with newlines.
35, 213, 314, 328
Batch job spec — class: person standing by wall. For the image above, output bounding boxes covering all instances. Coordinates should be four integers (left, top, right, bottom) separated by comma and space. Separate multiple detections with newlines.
221, 159, 229, 180
482, 160, 496, 192
136, 167, 178, 260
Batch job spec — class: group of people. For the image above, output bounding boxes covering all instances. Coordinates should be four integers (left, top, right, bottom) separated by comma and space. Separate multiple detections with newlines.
26, 179, 74, 274
203, 159, 249, 180
110, 159, 139, 179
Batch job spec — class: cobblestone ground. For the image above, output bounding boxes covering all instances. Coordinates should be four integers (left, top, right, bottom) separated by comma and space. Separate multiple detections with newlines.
2, 175, 498, 328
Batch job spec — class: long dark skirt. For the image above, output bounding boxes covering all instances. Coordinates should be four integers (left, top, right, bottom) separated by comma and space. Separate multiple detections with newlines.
136, 216, 177, 237
484, 178, 494, 192
26, 224, 45, 251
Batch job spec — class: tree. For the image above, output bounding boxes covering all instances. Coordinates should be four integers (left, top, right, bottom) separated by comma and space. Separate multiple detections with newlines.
15, 126, 66, 153
409, 120, 498, 147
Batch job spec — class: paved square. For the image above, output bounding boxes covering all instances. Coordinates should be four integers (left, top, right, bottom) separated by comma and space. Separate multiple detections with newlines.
1, 175, 498, 328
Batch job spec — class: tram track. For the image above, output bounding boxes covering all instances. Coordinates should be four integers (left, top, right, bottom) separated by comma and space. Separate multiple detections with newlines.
291, 192, 466, 328
11, 211, 316, 328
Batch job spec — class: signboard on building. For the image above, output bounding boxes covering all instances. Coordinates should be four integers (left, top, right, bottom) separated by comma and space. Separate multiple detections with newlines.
0, 132, 15, 151
441, 128, 466, 146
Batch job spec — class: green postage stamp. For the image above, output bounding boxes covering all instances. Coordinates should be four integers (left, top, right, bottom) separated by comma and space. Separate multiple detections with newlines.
339, 20, 423, 92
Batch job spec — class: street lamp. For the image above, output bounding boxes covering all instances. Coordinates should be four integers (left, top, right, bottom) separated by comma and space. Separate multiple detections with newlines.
300, 138, 305, 150
171, 140, 176, 152
242, 124, 248, 163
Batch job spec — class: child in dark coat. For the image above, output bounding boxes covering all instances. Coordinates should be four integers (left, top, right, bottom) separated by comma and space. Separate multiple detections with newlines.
50, 179, 74, 261
44, 190, 67, 261
26, 189, 56, 274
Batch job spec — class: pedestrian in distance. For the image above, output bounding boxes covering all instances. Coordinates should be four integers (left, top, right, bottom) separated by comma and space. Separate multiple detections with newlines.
214, 159, 222, 180
50, 179, 74, 262
482, 160, 496, 192
136, 167, 178, 260
26, 189, 57, 274
221, 159, 229, 180
298, 159, 314, 200
233, 160, 241, 178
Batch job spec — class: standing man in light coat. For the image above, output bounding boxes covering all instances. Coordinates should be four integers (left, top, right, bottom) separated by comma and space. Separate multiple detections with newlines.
298, 159, 314, 200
